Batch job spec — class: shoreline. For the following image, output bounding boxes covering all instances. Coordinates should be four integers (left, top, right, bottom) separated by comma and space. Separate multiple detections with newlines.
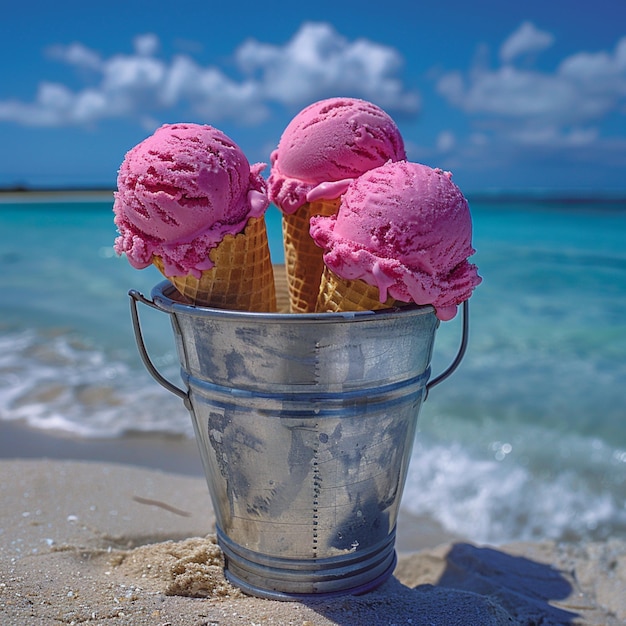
0, 419, 204, 477
0, 419, 460, 553
2, 457, 624, 624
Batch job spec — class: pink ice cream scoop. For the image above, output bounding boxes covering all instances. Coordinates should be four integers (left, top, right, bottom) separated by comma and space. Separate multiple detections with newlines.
310, 160, 481, 320
268, 97, 406, 214
113, 123, 268, 278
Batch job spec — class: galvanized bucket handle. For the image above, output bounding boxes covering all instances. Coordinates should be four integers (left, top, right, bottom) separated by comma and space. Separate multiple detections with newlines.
426, 299, 469, 394
129, 289, 191, 407
128, 289, 469, 403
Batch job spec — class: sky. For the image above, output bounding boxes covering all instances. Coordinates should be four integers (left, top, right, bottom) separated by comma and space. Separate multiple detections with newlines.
1, 0, 625, 194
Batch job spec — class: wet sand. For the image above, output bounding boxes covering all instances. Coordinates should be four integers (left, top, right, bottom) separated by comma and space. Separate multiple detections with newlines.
0, 419, 205, 477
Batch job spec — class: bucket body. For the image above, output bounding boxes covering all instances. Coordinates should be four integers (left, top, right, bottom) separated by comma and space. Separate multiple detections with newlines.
148, 281, 439, 599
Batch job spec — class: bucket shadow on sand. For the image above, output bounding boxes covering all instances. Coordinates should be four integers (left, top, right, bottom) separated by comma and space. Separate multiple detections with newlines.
305, 542, 578, 625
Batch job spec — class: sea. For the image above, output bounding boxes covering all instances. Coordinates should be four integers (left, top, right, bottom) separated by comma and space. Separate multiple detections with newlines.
1, 192, 625, 546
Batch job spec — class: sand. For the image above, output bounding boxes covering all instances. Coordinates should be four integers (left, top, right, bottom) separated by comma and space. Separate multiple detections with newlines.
1, 459, 624, 625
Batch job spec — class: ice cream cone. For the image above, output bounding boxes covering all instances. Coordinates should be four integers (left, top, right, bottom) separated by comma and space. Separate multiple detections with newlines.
282, 198, 340, 313
316, 266, 397, 313
273, 264, 290, 313
153, 216, 276, 312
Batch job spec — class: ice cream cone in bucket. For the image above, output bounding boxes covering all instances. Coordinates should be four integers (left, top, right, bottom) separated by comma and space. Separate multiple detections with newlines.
152, 217, 276, 312
309, 161, 482, 322
316, 266, 397, 312
282, 198, 339, 313
113, 122, 276, 313
268, 98, 408, 313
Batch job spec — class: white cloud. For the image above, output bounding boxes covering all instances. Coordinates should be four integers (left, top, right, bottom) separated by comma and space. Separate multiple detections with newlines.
436, 130, 456, 152
559, 37, 626, 97
72, 89, 110, 123
500, 21, 554, 64
134, 33, 159, 56
154, 55, 267, 124
102, 54, 166, 93
0, 82, 112, 127
46, 42, 102, 71
507, 125, 599, 148
188, 67, 268, 125
436, 25, 626, 150
236, 22, 419, 112
440, 65, 579, 120
427, 23, 626, 183
0, 23, 418, 128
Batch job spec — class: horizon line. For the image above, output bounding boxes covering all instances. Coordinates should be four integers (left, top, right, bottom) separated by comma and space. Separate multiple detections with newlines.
1, 185, 626, 204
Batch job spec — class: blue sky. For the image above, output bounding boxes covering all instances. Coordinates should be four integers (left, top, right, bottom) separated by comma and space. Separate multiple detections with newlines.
1, 0, 625, 193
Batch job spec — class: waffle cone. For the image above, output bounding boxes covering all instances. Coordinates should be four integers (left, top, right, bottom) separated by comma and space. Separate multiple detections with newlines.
282, 198, 340, 313
152, 216, 276, 312
273, 264, 290, 313
316, 266, 397, 313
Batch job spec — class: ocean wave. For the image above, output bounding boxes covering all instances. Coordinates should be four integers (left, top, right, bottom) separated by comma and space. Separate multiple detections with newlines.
2, 323, 625, 545
0, 328, 193, 438
403, 435, 626, 545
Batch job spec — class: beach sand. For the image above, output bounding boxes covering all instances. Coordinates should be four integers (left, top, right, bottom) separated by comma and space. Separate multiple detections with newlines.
1, 446, 624, 624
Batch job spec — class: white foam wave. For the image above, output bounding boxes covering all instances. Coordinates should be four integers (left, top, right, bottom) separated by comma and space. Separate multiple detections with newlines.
402, 437, 626, 544
0, 329, 192, 438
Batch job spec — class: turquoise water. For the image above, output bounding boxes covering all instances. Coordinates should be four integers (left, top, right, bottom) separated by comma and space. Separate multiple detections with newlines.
1, 195, 625, 544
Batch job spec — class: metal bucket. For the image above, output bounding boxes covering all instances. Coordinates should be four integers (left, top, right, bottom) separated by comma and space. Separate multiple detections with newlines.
129, 281, 469, 600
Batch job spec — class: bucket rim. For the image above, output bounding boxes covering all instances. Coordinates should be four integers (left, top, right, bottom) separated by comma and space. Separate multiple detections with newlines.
150, 280, 436, 322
